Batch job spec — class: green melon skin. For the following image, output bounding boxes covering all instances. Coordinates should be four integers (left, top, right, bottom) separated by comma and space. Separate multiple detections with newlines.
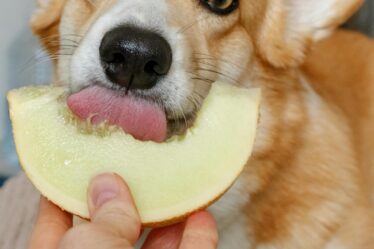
7, 82, 261, 227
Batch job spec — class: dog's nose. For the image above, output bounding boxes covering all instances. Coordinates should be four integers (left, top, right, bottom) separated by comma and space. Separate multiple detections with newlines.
99, 26, 172, 90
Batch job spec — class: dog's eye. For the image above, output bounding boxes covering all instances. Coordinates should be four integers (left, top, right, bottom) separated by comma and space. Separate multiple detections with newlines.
200, 0, 239, 15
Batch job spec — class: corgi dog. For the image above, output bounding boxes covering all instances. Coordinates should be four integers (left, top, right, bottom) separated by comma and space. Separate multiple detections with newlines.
31, 0, 374, 248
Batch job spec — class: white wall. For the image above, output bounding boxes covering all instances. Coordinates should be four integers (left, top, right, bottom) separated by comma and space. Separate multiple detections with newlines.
0, 1, 51, 175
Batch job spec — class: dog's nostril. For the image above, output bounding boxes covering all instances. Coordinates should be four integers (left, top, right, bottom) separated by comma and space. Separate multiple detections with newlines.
101, 51, 126, 66
99, 25, 172, 90
144, 61, 161, 76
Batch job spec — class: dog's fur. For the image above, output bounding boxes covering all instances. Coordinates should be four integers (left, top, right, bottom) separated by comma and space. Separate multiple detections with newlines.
31, 0, 374, 248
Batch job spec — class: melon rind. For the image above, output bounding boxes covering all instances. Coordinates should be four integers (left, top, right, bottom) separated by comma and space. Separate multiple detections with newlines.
8, 82, 261, 227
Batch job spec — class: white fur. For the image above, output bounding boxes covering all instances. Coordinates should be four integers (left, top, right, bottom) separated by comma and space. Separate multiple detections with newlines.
209, 175, 252, 249
64, 0, 195, 119
217, 213, 252, 249
40, 0, 363, 248
256, 245, 278, 249
325, 238, 347, 249
61, 3, 252, 245
287, 0, 347, 40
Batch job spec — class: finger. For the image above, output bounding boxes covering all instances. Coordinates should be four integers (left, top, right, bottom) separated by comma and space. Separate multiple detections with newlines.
28, 197, 73, 249
141, 223, 185, 249
88, 173, 141, 245
179, 211, 218, 249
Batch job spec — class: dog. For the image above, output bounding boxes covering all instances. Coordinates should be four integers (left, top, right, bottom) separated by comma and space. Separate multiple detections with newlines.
30, 0, 374, 248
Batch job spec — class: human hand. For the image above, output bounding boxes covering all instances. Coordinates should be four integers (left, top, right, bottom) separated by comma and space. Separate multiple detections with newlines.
28, 173, 218, 249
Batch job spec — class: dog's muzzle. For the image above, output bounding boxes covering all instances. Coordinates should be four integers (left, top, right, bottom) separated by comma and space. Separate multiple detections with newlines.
99, 25, 173, 91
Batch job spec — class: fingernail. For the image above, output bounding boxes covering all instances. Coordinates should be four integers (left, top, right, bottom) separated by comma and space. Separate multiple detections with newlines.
90, 173, 120, 209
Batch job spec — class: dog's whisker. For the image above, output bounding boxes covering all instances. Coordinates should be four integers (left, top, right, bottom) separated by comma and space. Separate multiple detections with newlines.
60, 38, 81, 44
194, 54, 242, 67
190, 77, 214, 84
192, 67, 240, 86
191, 90, 206, 101
20, 48, 73, 74
58, 44, 79, 47
187, 92, 203, 111
162, 80, 191, 131
177, 102, 188, 130
170, 105, 181, 130
185, 97, 199, 118
38, 34, 83, 46
43, 40, 77, 46
192, 59, 243, 74
38, 33, 83, 40
19, 55, 72, 74
20, 49, 53, 72
34, 53, 73, 63
57, 49, 77, 53
193, 54, 244, 70
186, 71, 215, 85
33, 55, 72, 65
192, 60, 241, 82
177, 16, 211, 34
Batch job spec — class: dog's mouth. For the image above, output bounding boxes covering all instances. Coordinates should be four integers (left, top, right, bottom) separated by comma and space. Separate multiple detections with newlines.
166, 110, 198, 138
67, 85, 198, 142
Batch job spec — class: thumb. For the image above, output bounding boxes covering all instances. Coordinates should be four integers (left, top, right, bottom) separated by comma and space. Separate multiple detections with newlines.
88, 173, 141, 245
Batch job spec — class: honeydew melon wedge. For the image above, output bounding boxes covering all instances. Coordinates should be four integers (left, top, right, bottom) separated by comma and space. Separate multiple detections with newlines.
8, 82, 261, 227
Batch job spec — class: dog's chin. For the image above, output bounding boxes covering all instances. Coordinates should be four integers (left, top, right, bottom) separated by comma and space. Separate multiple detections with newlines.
166, 111, 198, 139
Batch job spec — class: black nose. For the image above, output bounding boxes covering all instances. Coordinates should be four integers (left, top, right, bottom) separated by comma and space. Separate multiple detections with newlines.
99, 26, 172, 90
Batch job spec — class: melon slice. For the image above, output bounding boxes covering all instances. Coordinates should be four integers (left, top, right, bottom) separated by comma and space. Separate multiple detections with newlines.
8, 82, 261, 227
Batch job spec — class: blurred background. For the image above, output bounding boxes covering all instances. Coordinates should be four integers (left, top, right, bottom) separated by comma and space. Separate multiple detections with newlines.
0, 1, 52, 185
0, 1, 373, 186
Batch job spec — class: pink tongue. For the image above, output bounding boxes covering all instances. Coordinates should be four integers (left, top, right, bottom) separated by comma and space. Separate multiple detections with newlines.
67, 86, 167, 142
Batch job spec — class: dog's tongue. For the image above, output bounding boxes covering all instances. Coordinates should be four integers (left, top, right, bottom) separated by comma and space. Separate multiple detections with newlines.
67, 86, 167, 142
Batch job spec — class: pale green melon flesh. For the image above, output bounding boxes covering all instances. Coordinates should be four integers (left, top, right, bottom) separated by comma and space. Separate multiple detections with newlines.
8, 82, 260, 226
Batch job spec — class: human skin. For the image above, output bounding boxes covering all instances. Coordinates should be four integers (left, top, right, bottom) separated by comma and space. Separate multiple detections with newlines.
28, 173, 218, 249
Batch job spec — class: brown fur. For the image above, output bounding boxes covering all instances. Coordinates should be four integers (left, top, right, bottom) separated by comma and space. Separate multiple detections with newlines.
302, 30, 374, 202
31, 0, 66, 56
31, 0, 374, 248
